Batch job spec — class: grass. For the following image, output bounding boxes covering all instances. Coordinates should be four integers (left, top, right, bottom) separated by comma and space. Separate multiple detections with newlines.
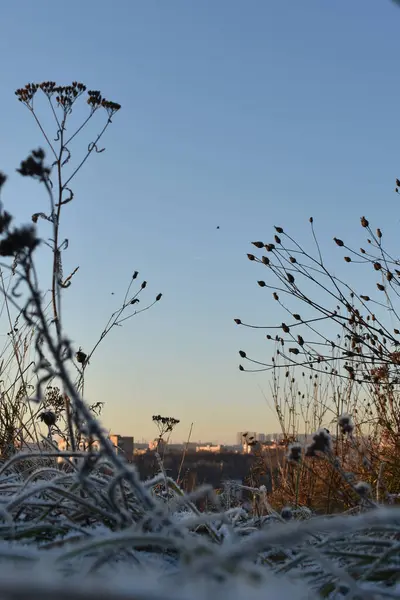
0, 439, 400, 599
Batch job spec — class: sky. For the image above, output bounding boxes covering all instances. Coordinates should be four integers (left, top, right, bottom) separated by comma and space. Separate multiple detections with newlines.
0, 0, 400, 444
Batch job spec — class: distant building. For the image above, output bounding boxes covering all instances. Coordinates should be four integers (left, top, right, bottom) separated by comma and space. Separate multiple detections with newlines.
133, 443, 148, 455
148, 438, 166, 453
109, 435, 134, 461
257, 433, 266, 443
165, 443, 185, 453
196, 444, 223, 453
224, 445, 242, 453
58, 438, 101, 453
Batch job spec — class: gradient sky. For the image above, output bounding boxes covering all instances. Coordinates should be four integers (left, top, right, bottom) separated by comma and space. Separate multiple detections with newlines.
1, 0, 400, 444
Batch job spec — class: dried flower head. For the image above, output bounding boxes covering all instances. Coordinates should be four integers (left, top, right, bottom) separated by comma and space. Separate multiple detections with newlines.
39, 411, 56, 427
338, 413, 354, 435
354, 481, 371, 497
15, 83, 39, 106
76, 348, 87, 365
281, 506, 292, 521
0, 226, 39, 257
17, 149, 50, 181
287, 443, 302, 463
305, 428, 332, 457
287, 272, 295, 284
0, 211, 12, 235
0, 172, 6, 190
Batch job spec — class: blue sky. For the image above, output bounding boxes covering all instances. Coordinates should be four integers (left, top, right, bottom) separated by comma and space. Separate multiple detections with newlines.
0, 0, 399, 443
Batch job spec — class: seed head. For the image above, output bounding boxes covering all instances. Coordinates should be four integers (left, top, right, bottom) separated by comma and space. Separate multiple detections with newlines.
0, 226, 39, 256
76, 349, 87, 365
305, 428, 332, 457
338, 413, 354, 435
39, 411, 56, 427
287, 443, 302, 463
334, 238, 344, 247
360, 216, 369, 228
252, 241, 264, 249
0, 172, 6, 190
354, 481, 371, 497
281, 506, 292, 521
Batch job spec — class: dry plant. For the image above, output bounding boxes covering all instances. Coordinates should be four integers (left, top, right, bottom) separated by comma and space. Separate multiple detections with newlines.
0, 82, 162, 455
236, 209, 400, 510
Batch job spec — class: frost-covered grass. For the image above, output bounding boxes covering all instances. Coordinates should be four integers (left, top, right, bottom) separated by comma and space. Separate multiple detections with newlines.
0, 445, 399, 600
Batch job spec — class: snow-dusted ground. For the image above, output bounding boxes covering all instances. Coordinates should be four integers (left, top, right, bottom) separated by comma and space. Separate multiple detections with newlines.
0, 452, 399, 599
